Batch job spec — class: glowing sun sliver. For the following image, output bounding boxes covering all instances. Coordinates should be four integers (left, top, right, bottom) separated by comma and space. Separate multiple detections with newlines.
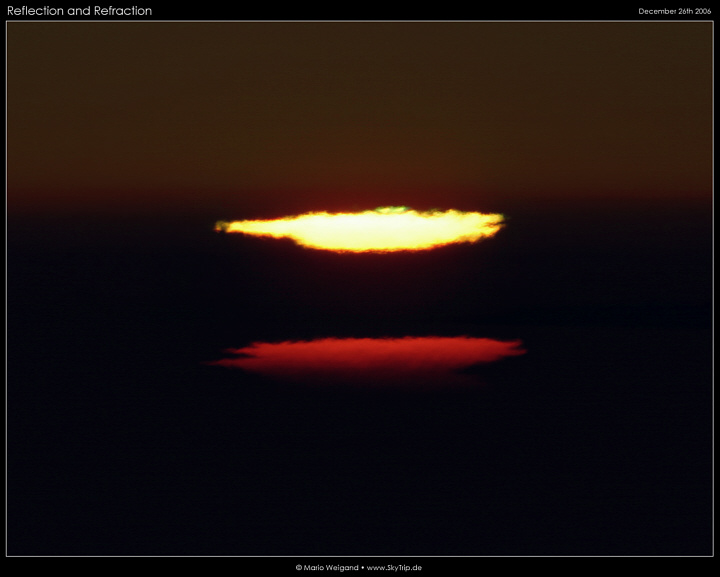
215, 206, 504, 252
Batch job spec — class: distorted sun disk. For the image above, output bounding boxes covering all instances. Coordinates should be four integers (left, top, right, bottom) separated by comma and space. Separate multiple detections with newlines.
206, 336, 526, 388
215, 207, 504, 252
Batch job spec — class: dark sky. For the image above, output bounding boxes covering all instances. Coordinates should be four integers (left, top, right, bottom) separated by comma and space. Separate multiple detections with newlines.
7, 21, 713, 216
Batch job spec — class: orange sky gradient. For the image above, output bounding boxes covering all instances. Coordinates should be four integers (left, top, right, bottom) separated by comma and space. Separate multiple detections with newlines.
7, 22, 712, 217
